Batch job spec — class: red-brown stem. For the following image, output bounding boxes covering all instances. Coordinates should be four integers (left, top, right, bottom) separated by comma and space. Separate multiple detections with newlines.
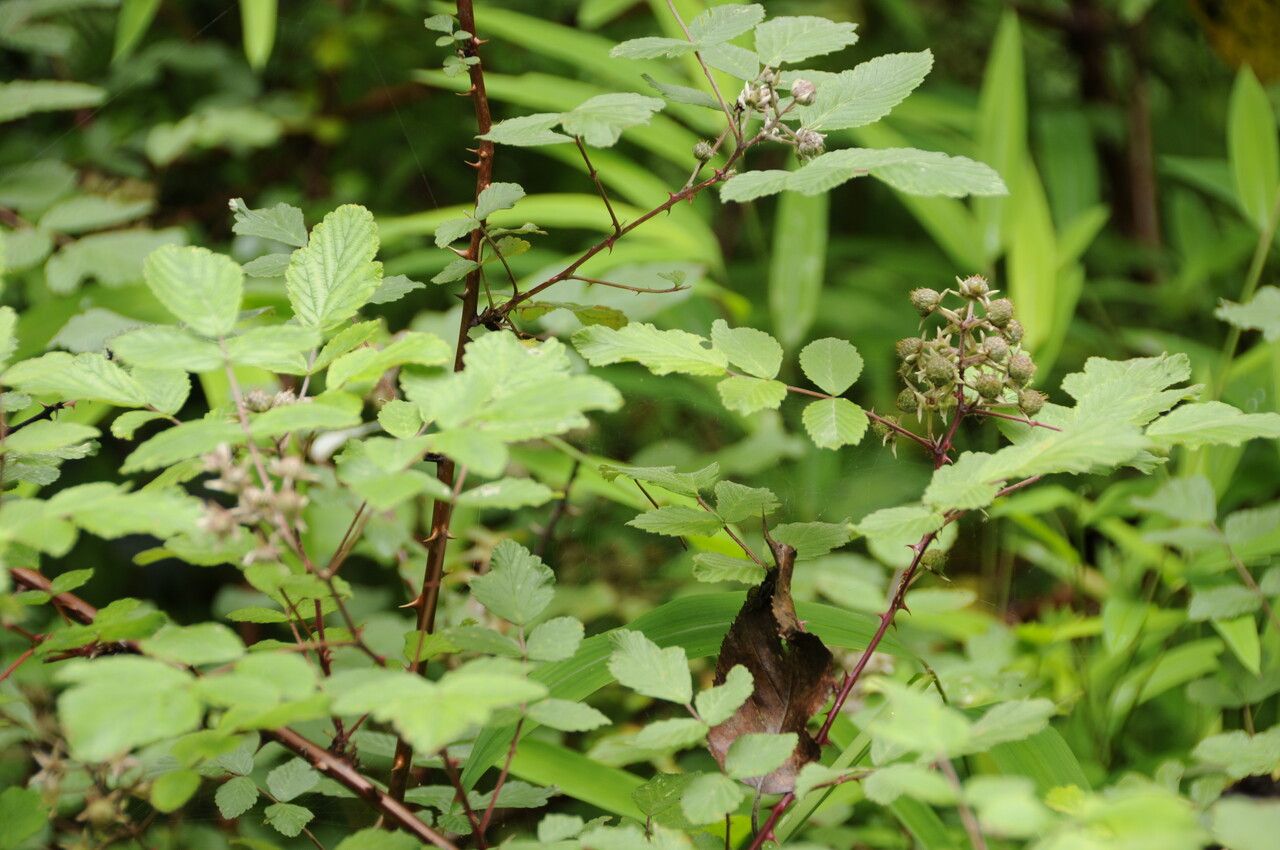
442, 749, 487, 847
574, 137, 621, 236
7, 568, 457, 850
0, 646, 36, 684
389, 0, 496, 804
478, 715, 524, 834
968, 407, 1062, 431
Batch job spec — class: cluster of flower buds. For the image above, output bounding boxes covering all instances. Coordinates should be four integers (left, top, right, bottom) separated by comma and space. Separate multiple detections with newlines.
720, 68, 825, 160
199, 440, 314, 563
893, 275, 1045, 425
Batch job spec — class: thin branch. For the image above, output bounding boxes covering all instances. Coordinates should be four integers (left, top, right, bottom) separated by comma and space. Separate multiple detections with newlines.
968, 407, 1062, 431
0, 646, 36, 684
696, 495, 765, 567
479, 715, 524, 835
6, 402, 72, 434
442, 749, 487, 847
569, 275, 689, 295
575, 136, 622, 236
938, 757, 988, 850
535, 459, 579, 559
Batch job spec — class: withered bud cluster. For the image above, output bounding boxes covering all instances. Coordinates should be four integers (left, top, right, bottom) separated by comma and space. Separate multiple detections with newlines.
731, 68, 825, 159
200, 438, 315, 564
895, 275, 1045, 423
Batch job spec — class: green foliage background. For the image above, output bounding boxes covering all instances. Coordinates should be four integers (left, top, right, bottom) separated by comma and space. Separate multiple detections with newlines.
1, 1, 1279, 849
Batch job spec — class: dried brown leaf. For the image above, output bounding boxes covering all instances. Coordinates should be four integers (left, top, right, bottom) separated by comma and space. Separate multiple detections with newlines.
706, 539, 834, 793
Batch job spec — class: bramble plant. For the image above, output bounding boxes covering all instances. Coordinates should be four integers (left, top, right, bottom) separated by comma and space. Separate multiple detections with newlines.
2, 3, 1280, 850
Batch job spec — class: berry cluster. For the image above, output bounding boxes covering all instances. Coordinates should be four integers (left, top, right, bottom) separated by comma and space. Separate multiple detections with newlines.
894, 276, 1045, 427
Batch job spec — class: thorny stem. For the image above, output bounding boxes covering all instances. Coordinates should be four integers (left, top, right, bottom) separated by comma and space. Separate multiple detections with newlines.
575, 136, 622, 236
0, 646, 37, 684
7, 401, 72, 434
390, 0, 495, 804
968, 406, 1062, 431
535, 459, 580, 559
7, 568, 458, 850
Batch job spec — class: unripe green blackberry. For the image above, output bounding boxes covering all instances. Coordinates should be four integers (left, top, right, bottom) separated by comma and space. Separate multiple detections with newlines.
920, 548, 948, 571
1007, 352, 1036, 386
895, 336, 923, 359
896, 388, 919, 413
910, 287, 942, 316
922, 353, 954, 384
693, 140, 714, 161
958, 275, 989, 299
976, 372, 1003, 400
1018, 388, 1046, 416
871, 416, 892, 439
1004, 318, 1024, 344
981, 336, 1009, 363
986, 298, 1014, 328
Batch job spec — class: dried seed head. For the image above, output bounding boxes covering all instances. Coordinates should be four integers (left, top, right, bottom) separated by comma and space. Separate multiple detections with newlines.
895, 336, 924, 360
986, 298, 1014, 328
976, 372, 1003, 400
1004, 318, 1024, 344
958, 274, 989, 300
981, 335, 1009, 363
910, 287, 942, 316
795, 128, 825, 159
790, 78, 817, 105
1007, 352, 1036, 386
244, 389, 273, 413
694, 140, 715, 161
1018, 388, 1047, 416
272, 390, 298, 408
895, 388, 919, 413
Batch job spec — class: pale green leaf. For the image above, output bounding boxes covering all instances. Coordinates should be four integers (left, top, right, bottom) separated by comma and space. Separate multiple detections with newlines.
527, 616, 584, 662
753, 16, 858, 66
266, 759, 319, 802
286, 205, 383, 329
713, 480, 779, 523
1193, 725, 1280, 779
143, 245, 243, 338
121, 418, 242, 473
479, 113, 572, 147
716, 376, 787, 415
471, 539, 554, 625
475, 182, 525, 220
798, 337, 863, 395
692, 553, 765, 584
865, 763, 955, 805
229, 199, 307, 248
608, 629, 691, 704
573, 323, 727, 376
694, 665, 753, 726
110, 326, 222, 371
56, 657, 201, 761
680, 773, 744, 825
1216, 287, 1280, 341
215, 776, 260, 819
796, 51, 934, 131
732, 733, 807, 780
141, 623, 245, 666
263, 802, 313, 838
528, 699, 611, 732
1147, 402, 1280, 450
628, 505, 723, 537
1228, 66, 1280, 231
710, 319, 782, 379
560, 93, 664, 148
772, 520, 850, 558
4, 352, 148, 407
801, 398, 867, 449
